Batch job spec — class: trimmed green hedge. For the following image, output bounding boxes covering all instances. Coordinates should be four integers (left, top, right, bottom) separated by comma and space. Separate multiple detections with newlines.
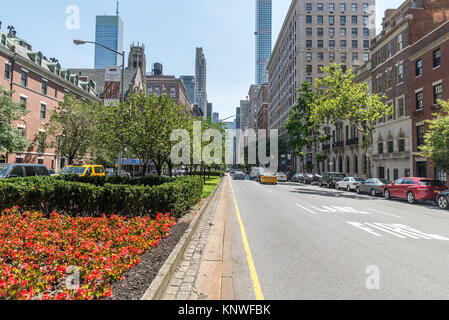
57, 175, 175, 186
186, 171, 224, 177
0, 176, 203, 218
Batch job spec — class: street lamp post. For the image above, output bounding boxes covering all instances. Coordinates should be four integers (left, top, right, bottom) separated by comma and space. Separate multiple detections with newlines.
74, 40, 125, 175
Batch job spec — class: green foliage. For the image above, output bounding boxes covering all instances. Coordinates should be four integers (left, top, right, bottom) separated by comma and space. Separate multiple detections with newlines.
420, 100, 449, 173
0, 86, 28, 154
46, 94, 100, 165
0, 176, 203, 218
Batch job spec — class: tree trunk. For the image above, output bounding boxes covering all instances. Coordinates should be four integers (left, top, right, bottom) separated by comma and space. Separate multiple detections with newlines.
168, 163, 173, 177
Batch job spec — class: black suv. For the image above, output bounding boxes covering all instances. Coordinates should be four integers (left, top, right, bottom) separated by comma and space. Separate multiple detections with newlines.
319, 172, 346, 188
0, 164, 50, 179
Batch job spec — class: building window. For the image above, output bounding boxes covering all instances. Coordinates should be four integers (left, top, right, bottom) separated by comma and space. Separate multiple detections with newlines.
306, 52, 312, 61
21, 71, 28, 87
397, 97, 405, 117
40, 104, 47, 119
351, 3, 357, 11
363, 40, 370, 49
329, 28, 335, 37
329, 52, 336, 62
317, 3, 323, 11
352, 28, 358, 36
42, 80, 48, 95
416, 59, 423, 77
376, 51, 382, 64
15, 157, 24, 164
397, 64, 404, 83
340, 16, 346, 25
17, 127, 25, 137
435, 168, 447, 182
340, 3, 346, 12
351, 16, 357, 24
317, 27, 324, 36
306, 15, 312, 24
433, 83, 443, 104
378, 139, 384, 154
387, 70, 393, 89
386, 42, 392, 58
363, 52, 370, 62
340, 28, 346, 37
317, 15, 324, 24
306, 65, 312, 74
363, 3, 369, 13
340, 40, 347, 48
434, 49, 441, 68
329, 40, 335, 48
306, 40, 312, 48
341, 53, 347, 62
306, 28, 312, 36
352, 40, 358, 49
318, 52, 324, 61
397, 34, 403, 51
363, 28, 369, 37
388, 136, 394, 153
318, 40, 324, 48
19, 96, 27, 112
4, 63, 10, 80
417, 125, 425, 147
398, 132, 406, 152
329, 16, 335, 25
416, 91, 423, 110
352, 52, 358, 62
306, 3, 312, 11
329, 3, 335, 12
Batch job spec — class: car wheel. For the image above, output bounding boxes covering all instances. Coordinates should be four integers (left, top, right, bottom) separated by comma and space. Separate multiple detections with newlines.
336, 184, 340, 190
407, 192, 416, 204
438, 196, 449, 210
384, 189, 391, 200
327, 183, 331, 189
371, 189, 377, 197
347, 185, 351, 192
356, 187, 361, 194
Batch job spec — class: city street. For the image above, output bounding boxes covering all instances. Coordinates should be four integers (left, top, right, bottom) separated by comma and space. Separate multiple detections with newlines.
228, 176, 449, 300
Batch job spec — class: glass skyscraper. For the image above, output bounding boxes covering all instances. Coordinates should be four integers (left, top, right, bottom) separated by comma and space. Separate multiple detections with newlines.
180, 75, 195, 104
195, 48, 207, 118
255, 0, 272, 85
94, 16, 124, 69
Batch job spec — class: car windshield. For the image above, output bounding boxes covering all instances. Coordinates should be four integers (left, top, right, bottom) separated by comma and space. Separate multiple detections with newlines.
59, 167, 86, 175
378, 179, 390, 184
305, 174, 314, 178
354, 178, 365, 182
420, 180, 445, 186
332, 174, 346, 178
264, 173, 275, 176
0, 165, 9, 178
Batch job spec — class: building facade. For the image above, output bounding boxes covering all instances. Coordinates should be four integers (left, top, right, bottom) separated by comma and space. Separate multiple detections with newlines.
180, 75, 195, 104
206, 102, 213, 119
255, 0, 272, 85
195, 48, 207, 118
248, 85, 261, 130
94, 15, 124, 69
256, 84, 269, 137
0, 27, 100, 170
146, 74, 191, 108
128, 42, 146, 87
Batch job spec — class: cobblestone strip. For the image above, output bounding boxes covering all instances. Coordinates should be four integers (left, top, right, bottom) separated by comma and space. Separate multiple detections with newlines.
162, 180, 224, 300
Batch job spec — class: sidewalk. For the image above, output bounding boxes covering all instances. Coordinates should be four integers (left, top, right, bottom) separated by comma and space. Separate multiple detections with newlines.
162, 177, 233, 300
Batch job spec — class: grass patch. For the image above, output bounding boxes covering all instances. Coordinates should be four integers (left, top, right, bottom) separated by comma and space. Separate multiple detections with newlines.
201, 176, 222, 199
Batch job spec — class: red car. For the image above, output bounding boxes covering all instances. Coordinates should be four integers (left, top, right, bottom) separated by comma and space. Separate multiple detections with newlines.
384, 177, 448, 204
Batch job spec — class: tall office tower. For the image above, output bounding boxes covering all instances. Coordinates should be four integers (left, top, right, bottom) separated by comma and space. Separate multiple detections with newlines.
206, 103, 213, 119
267, 0, 376, 137
213, 112, 220, 123
240, 97, 251, 131
180, 76, 195, 104
94, 4, 124, 69
195, 48, 207, 118
255, 0, 272, 85
128, 42, 146, 86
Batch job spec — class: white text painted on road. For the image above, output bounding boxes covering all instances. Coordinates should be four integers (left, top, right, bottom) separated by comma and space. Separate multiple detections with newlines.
310, 206, 370, 215
347, 222, 449, 240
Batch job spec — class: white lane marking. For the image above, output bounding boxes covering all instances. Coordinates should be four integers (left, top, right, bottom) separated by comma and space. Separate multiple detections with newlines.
347, 222, 449, 240
368, 208, 402, 219
296, 204, 318, 215
309, 205, 370, 215
266, 190, 273, 193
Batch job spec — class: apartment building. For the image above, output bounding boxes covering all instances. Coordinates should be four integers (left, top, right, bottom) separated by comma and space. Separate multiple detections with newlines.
146, 74, 191, 109
267, 0, 376, 171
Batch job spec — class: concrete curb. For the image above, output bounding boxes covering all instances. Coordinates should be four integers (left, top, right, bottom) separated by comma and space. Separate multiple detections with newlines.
141, 177, 225, 300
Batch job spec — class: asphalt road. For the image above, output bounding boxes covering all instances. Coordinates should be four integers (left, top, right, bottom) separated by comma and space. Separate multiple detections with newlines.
228, 176, 449, 300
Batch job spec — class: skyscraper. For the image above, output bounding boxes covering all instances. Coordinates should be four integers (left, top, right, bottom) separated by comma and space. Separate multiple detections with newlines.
255, 0, 272, 85
180, 75, 195, 104
195, 48, 207, 118
94, 6, 124, 69
206, 103, 213, 119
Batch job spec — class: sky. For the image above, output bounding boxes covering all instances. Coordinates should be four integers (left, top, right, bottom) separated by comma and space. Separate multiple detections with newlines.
1, 0, 404, 119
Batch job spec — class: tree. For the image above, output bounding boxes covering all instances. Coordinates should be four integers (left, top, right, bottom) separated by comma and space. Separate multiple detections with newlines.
46, 94, 99, 165
311, 64, 392, 177
0, 87, 28, 157
285, 81, 326, 173
420, 100, 449, 173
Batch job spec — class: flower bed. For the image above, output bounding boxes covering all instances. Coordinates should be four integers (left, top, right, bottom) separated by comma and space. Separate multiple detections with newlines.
0, 207, 176, 300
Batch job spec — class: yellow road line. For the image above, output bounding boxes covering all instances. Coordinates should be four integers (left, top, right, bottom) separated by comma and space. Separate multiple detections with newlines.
229, 178, 264, 300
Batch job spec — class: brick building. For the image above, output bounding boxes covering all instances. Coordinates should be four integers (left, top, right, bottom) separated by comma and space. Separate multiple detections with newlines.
0, 26, 100, 170
409, 20, 449, 181
256, 84, 269, 137
146, 74, 192, 110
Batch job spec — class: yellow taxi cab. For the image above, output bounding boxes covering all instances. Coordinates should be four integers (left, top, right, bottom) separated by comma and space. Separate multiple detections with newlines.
58, 165, 106, 177
260, 172, 278, 185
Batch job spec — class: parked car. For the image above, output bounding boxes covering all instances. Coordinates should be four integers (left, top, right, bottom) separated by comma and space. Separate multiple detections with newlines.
0, 164, 50, 179
58, 165, 106, 177
384, 178, 448, 204
356, 178, 391, 197
312, 174, 322, 185
233, 171, 245, 180
291, 173, 304, 183
319, 172, 346, 188
260, 172, 278, 185
250, 167, 265, 181
276, 172, 288, 182
336, 177, 365, 191
299, 174, 315, 184
437, 191, 449, 210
